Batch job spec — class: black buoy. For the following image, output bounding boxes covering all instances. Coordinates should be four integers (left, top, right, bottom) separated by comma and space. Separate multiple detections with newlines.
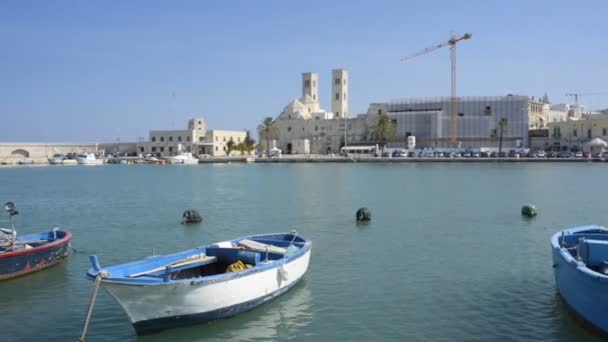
356, 208, 371, 222
521, 204, 538, 218
182, 210, 202, 224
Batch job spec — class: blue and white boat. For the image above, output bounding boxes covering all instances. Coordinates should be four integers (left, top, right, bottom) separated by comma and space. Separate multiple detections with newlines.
551, 225, 608, 333
85, 231, 311, 334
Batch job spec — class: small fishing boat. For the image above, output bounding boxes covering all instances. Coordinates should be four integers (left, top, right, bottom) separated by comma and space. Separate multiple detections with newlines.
76, 153, 105, 165
551, 225, 608, 333
165, 152, 199, 165
0, 202, 72, 280
84, 231, 311, 334
48, 154, 65, 165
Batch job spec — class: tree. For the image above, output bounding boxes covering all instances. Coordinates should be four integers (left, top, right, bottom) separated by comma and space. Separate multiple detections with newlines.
257, 117, 278, 155
371, 114, 396, 152
244, 131, 256, 155
498, 118, 508, 155
224, 138, 236, 156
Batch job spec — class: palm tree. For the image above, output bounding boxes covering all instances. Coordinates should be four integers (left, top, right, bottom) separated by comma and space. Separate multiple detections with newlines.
224, 138, 236, 156
371, 114, 396, 153
257, 117, 278, 154
498, 118, 508, 155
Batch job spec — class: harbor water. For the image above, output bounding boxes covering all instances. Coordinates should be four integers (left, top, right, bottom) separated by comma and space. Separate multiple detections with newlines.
0, 163, 606, 341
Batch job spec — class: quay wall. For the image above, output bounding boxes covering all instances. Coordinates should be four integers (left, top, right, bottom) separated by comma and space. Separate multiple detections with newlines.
0, 143, 97, 164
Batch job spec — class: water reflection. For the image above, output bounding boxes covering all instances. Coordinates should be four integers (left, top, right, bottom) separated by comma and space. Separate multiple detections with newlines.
140, 281, 313, 342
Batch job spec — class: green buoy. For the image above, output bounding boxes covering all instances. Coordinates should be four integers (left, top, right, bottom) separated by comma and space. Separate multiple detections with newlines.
521, 204, 538, 217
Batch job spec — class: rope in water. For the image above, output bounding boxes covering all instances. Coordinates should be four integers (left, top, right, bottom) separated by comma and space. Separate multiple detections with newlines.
77, 272, 105, 342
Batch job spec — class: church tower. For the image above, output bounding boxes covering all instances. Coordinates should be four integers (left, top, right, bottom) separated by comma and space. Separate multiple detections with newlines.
301, 72, 319, 102
332, 69, 348, 118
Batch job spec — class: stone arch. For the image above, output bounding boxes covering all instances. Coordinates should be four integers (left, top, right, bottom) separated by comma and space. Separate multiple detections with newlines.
11, 149, 30, 158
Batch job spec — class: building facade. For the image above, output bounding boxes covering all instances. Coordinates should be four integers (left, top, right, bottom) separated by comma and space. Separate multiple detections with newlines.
540, 114, 608, 152
368, 95, 531, 149
137, 118, 247, 157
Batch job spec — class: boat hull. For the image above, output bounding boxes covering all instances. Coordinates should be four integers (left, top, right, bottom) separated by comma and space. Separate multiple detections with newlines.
102, 247, 311, 334
551, 226, 608, 334
76, 159, 104, 165
0, 230, 72, 280
166, 159, 198, 165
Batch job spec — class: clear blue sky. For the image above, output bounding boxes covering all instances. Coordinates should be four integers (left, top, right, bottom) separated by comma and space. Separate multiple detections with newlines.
1, 0, 607, 142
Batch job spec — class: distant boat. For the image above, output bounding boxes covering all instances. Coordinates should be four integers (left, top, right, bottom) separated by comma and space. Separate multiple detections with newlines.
17, 160, 34, 165
551, 225, 608, 333
165, 152, 199, 165
85, 231, 311, 334
0, 202, 72, 280
48, 154, 65, 165
76, 153, 104, 165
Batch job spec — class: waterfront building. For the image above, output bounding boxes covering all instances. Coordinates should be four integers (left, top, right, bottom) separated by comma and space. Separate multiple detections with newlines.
528, 93, 580, 129
542, 113, 608, 152
264, 70, 368, 154
137, 118, 247, 157
368, 95, 531, 149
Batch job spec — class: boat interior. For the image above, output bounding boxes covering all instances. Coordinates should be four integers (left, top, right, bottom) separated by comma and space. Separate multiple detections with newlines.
0, 229, 67, 253
559, 229, 608, 274
101, 234, 307, 282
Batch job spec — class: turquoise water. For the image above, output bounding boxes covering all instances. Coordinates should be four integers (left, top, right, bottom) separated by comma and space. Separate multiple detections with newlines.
0, 163, 605, 341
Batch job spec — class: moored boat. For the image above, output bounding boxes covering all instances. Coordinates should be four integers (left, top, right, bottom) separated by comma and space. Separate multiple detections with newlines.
76, 153, 105, 165
48, 154, 65, 165
164, 152, 199, 165
0, 202, 72, 280
84, 231, 311, 334
551, 225, 608, 333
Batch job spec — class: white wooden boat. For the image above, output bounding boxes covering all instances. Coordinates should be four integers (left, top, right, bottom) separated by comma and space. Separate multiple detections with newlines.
85, 232, 311, 334
48, 154, 65, 165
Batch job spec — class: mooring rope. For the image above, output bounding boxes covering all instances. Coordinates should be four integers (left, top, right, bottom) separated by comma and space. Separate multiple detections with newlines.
77, 271, 106, 342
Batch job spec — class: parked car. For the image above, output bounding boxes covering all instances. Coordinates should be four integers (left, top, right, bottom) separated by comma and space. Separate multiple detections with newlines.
408, 151, 416, 157
536, 150, 546, 158
547, 151, 557, 158
559, 151, 573, 158
462, 151, 472, 158
480, 152, 489, 158
592, 152, 603, 159
472, 152, 481, 158
574, 151, 583, 158
508, 150, 520, 158
490, 152, 498, 158
434, 152, 444, 157
498, 151, 508, 158
391, 150, 407, 157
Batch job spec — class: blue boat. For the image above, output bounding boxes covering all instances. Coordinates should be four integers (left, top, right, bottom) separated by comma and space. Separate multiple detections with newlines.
0, 202, 72, 280
84, 231, 311, 334
551, 225, 608, 333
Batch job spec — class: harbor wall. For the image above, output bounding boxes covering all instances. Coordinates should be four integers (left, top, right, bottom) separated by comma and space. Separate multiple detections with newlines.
0, 143, 97, 164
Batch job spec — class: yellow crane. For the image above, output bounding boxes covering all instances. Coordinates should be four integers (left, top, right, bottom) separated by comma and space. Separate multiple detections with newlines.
401, 33, 472, 147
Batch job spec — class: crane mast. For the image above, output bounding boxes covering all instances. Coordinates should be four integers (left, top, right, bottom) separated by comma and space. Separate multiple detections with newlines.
401, 33, 472, 147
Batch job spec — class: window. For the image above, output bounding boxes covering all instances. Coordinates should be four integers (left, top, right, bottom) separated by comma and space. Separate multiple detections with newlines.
378, 109, 382, 115
198, 121, 202, 125
288, 114, 291, 119
315, 126, 319, 131
335, 93, 340, 101
187, 136, 190, 141
335, 78, 340, 85
215, 137, 218, 142
312, 80, 316, 87
160, 136, 164, 142
215, 146, 218, 151
223, 137, 226, 142
458, 113, 464, 117
199, 137, 204, 141
178, 136, 182, 142
588, 129, 592, 139
140, 147, 144, 152
169, 136, 173, 142
573, 129, 577, 137
169, 146, 173, 152
344, 93, 347, 100
304, 80, 310, 88
603, 128, 607, 136
238, 137, 241, 142
152, 137, 156, 142
287, 127, 292, 132
485, 106, 492, 115
152, 147, 157, 152
160, 147, 164, 152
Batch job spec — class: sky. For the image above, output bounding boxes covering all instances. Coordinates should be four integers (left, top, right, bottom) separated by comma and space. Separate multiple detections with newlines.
1, 0, 607, 142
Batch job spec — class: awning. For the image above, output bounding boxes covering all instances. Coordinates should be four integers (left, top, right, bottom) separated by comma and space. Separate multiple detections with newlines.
585, 138, 607, 147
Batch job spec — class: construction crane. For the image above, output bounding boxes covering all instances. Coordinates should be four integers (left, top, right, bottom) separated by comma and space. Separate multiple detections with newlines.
565, 92, 608, 107
401, 33, 472, 147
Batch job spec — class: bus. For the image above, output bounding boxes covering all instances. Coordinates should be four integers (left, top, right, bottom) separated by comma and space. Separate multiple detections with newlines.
340, 145, 378, 156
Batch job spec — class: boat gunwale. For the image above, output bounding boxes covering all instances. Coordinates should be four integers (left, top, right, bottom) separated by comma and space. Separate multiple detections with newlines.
551, 225, 608, 280
86, 232, 311, 286
0, 229, 72, 259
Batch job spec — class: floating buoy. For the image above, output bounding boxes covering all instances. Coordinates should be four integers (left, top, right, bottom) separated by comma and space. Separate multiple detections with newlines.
356, 208, 371, 222
521, 205, 538, 218
182, 210, 202, 224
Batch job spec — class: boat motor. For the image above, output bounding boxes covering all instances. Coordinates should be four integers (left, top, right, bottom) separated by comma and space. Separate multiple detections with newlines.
2, 202, 18, 246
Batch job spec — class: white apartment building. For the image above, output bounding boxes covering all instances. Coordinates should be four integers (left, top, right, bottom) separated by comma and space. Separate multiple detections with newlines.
137, 118, 247, 157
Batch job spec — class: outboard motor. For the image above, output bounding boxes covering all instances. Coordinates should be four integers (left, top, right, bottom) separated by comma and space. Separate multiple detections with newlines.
356, 208, 371, 222
182, 210, 202, 224
1, 202, 18, 247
